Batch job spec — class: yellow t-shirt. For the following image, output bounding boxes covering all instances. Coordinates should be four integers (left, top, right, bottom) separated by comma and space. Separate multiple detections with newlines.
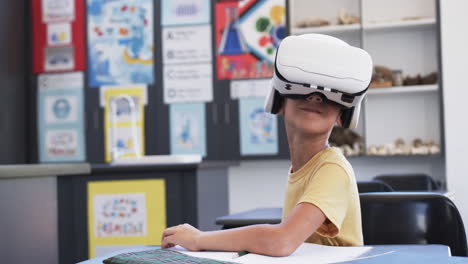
282, 147, 363, 246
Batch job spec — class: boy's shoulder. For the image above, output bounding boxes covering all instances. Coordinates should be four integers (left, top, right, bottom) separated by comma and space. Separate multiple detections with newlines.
322, 147, 350, 162
320, 147, 354, 174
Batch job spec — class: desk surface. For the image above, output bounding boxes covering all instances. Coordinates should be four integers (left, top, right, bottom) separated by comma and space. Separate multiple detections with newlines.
78, 244, 455, 264
215, 207, 282, 227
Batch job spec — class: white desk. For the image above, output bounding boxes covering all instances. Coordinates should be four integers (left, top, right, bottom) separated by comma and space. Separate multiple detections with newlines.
77, 244, 458, 264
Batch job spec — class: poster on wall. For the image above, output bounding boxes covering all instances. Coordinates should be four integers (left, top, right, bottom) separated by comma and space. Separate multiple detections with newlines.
38, 72, 86, 162
102, 85, 146, 163
47, 22, 72, 46
161, 0, 211, 26
32, 0, 85, 73
93, 193, 147, 237
44, 46, 75, 71
239, 97, 278, 155
169, 103, 207, 157
163, 63, 213, 104
230, 78, 270, 99
162, 25, 212, 65
215, 0, 286, 80
87, 0, 154, 87
87, 179, 166, 258
42, 0, 75, 22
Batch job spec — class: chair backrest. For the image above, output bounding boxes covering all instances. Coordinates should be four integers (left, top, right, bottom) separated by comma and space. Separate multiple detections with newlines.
374, 174, 440, 191
357, 180, 394, 193
360, 192, 468, 256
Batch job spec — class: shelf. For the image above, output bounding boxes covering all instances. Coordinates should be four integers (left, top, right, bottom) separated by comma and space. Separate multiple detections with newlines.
347, 154, 442, 160
290, 18, 436, 35
290, 24, 361, 35
367, 84, 438, 95
363, 18, 436, 31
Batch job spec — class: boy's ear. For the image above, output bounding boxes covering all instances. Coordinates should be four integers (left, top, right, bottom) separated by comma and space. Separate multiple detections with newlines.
274, 97, 285, 115
336, 111, 343, 127
277, 104, 285, 115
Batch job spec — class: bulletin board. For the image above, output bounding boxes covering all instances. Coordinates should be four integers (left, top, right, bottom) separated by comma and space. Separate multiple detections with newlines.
34, 0, 291, 164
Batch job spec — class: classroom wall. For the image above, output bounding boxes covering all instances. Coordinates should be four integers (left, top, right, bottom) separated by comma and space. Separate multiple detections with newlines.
0, 0, 28, 164
228, 157, 445, 214
440, 0, 468, 235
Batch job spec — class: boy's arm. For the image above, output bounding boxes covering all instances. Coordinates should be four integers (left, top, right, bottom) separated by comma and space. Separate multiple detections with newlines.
161, 202, 325, 257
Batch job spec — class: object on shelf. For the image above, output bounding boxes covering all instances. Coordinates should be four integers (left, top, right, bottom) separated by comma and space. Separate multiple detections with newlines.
392, 70, 404, 86
421, 72, 438, 85
403, 74, 421, 86
370, 65, 394, 88
338, 8, 360, 25
367, 138, 441, 156
295, 18, 330, 28
403, 72, 438, 86
329, 127, 364, 156
401, 16, 426, 21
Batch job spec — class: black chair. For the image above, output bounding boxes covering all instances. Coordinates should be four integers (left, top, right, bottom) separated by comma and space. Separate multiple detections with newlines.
357, 180, 394, 193
360, 192, 468, 256
374, 174, 441, 191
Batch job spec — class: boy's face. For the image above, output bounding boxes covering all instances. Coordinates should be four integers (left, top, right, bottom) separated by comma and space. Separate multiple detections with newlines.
282, 93, 343, 136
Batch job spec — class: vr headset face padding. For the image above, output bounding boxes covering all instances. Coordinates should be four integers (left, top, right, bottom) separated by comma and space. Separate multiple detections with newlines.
264, 87, 284, 115
264, 33, 373, 129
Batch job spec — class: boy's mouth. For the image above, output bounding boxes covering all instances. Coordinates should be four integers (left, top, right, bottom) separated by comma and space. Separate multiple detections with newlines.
299, 106, 322, 114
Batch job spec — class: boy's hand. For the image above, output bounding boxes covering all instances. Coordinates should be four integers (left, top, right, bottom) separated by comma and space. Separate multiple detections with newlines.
161, 223, 202, 251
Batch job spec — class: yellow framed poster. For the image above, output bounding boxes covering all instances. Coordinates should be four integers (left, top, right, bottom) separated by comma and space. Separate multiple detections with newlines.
102, 85, 146, 162
87, 179, 166, 258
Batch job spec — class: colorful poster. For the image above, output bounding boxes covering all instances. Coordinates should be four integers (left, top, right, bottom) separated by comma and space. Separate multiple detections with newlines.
32, 0, 86, 73
42, 0, 75, 22
87, 0, 154, 87
161, 0, 211, 26
239, 97, 278, 155
215, 0, 286, 80
38, 72, 85, 162
169, 103, 206, 157
162, 25, 212, 65
163, 63, 213, 104
102, 86, 146, 163
87, 179, 166, 258
93, 193, 147, 237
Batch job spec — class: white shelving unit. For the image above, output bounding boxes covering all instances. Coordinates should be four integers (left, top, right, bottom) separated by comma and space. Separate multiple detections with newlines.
290, 18, 436, 36
363, 17, 436, 31
291, 23, 360, 35
288, 0, 363, 48
367, 84, 439, 95
288, 0, 442, 158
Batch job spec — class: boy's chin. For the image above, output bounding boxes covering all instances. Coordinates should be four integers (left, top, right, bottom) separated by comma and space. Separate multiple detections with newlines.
297, 124, 330, 136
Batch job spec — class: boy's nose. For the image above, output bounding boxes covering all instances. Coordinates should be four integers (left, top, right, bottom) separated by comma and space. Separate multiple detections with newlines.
306, 93, 324, 104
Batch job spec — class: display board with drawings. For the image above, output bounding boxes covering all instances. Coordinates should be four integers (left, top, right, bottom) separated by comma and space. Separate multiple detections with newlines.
45, 0, 292, 164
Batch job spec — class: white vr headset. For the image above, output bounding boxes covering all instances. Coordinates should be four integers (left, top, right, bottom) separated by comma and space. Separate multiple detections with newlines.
264, 34, 373, 129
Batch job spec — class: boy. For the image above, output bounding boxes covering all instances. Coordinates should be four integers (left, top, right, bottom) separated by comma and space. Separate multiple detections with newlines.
161, 34, 373, 257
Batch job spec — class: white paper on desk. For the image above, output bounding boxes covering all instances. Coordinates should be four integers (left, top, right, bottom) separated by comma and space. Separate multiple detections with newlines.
235, 243, 372, 264
171, 246, 240, 262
